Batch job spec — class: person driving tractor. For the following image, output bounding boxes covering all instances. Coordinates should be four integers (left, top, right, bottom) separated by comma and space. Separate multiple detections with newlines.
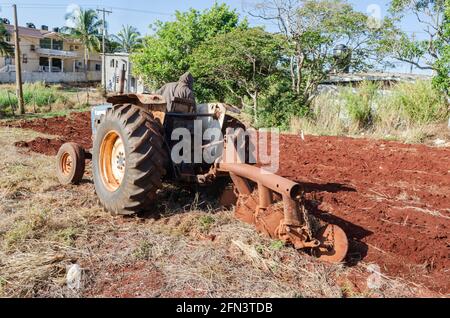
156, 72, 196, 112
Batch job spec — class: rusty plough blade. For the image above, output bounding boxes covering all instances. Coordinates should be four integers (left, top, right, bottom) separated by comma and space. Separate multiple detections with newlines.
217, 163, 349, 263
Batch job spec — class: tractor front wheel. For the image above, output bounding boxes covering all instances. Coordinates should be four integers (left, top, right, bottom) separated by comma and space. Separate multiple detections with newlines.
93, 104, 168, 215
56, 142, 85, 185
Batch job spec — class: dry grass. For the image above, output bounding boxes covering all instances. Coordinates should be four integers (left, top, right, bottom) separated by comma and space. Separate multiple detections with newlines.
291, 81, 450, 145
0, 126, 430, 298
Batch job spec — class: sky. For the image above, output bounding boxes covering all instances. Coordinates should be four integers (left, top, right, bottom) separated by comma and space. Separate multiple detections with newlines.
0, 0, 434, 74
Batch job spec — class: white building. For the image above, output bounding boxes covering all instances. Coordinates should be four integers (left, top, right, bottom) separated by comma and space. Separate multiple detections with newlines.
102, 53, 145, 94
0, 20, 101, 83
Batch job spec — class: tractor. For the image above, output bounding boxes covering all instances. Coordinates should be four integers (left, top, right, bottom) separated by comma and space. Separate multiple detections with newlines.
55, 93, 348, 263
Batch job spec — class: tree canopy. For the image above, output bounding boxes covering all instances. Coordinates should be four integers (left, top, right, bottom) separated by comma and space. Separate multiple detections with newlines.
129, 0, 448, 128
63, 8, 102, 72
0, 22, 13, 57
191, 28, 284, 123
131, 3, 247, 90
111, 25, 142, 53
378, 0, 449, 94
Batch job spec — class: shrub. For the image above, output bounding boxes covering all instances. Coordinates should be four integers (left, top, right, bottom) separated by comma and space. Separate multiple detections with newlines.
257, 77, 308, 129
377, 80, 448, 126
341, 81, 379, 130
290, 80, 449, 142
291, 92, 346, 135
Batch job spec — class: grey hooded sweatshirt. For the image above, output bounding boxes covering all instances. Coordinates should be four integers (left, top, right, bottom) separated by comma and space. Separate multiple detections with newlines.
156, 72, 196, 112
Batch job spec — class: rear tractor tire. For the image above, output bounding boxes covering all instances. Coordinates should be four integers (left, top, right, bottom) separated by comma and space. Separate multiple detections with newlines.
56, 142, 85, 185
92, 104, 168, 215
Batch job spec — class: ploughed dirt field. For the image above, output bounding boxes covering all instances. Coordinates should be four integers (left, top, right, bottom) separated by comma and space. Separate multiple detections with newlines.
7, 112, 92, 156
279, 135, 450, 294
2, 111, 449, 297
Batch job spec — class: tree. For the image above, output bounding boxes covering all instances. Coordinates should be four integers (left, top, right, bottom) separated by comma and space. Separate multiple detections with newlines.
131, 3, 247, 92
105, 36, 121, 53
379, 0, 450, 94
191, 28, 284, 123
63, 8, 102, 74
111, 25, 142, 53
0, 22, 13, 56
250, 0, 390, 105
433, 0, 450, 94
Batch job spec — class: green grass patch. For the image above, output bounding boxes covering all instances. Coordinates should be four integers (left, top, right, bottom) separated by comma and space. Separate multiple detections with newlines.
342, 81, 378, 130
49, 227, 79, 247
198, 215, 215, 233
132, 241, 154, 260
3, 209, 49, 249
0, 82, 71, 115
269, 240, 285, 251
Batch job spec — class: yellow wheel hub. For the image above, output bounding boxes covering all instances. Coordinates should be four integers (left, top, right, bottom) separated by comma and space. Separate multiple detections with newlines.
60, 152, 73, 175
99, 131, 126, 192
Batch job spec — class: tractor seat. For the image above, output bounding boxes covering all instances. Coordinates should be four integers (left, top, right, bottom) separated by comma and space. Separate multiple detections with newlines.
170, 97, 196, 114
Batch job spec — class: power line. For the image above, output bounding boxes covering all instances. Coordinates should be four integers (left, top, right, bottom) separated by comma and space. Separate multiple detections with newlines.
0, 3, 172, 15
97, 7, 112, 90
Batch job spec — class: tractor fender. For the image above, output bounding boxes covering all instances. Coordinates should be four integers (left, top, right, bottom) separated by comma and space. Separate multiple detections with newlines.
106, 93, 168, 127
106, 93, 167, 112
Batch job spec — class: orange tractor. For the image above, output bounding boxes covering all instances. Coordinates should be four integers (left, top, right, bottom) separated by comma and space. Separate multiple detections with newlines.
56, 94, 348, 263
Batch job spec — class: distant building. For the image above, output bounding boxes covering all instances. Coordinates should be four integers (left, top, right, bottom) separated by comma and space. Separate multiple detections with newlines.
318, 72, 433, 94
321, 72, 432, 87
0, 21, 101, 83
102, 53, 145, 94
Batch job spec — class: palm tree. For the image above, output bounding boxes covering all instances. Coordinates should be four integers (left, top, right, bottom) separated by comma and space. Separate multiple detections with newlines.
63, 8, 102, 74
111, 25, 141, 53
0, 22, 13, 56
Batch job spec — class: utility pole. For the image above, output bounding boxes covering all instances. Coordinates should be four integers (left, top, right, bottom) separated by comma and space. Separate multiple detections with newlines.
13, 4, 24, 115
97, 8, 112, 92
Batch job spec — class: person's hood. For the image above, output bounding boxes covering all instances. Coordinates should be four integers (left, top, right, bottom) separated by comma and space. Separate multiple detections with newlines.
179, 72, 194, 88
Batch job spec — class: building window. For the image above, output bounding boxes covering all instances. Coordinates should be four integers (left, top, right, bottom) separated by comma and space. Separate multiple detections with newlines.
30, 44, 35, 51
22, 54, 28, 64
75, 61, 83, 72
6, 35, 11, 42
39, 38, 64, 50
5, 57, 12, 65
95, 64, 101, 71
69, 45, 74, 51
39, 57, 49, 72
53, 40, 63, 50
40, 38, 51, 49
110, 59, 115, 68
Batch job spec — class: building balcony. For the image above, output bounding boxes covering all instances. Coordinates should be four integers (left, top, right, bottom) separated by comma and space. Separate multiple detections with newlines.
36, 48, 79, 58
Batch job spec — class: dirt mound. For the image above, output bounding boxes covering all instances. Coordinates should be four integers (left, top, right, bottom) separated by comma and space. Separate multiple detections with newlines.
5, 111, 92, 155
14, 138, 66, 156
278, 134, 450, 294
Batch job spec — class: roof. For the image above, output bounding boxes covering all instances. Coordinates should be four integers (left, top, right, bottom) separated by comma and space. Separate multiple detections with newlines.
103, 53, 130, 57
5, 24, 45, 38
4, 24, 73, 40
322, 72, 432, 84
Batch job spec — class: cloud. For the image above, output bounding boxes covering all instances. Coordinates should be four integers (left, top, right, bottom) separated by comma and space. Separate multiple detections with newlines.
65, 3, 81, 28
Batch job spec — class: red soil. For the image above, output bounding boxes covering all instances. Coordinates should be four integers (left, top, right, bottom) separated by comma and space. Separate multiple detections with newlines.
6, 111, 92, 156
278, 134, 450, 294
85, 261, 166, 298
5, 112, 450, 294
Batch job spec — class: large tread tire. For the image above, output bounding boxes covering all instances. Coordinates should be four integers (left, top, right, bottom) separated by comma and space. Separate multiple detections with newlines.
93, 104, 168, 215
56, 142, 85, 185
